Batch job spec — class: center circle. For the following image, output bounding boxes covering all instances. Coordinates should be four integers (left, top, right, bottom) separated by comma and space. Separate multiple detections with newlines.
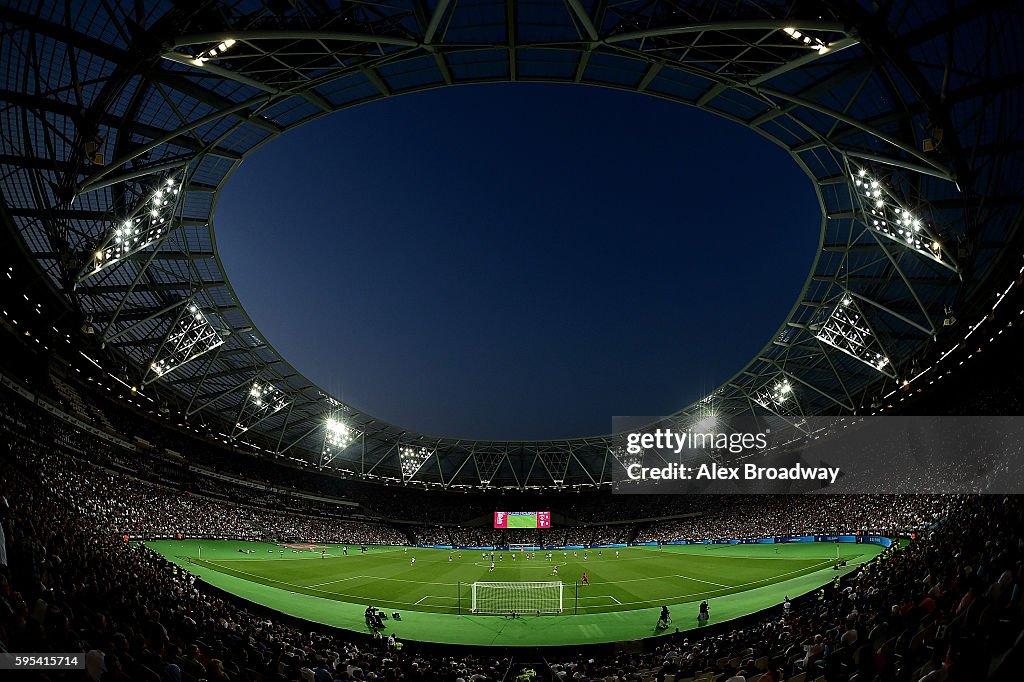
216, 84, 818, 440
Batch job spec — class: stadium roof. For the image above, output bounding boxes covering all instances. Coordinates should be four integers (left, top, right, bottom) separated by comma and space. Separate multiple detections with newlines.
2, 0, 1022, 488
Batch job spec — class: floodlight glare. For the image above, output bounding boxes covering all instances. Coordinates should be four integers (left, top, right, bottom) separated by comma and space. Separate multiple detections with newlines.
399, 445, 433, 480
753, 377, 799, 416
609, 445, 643, 470
325, 416, 353, 449
186, 38, 239, 67
80, 171, 184, 282
815, 294, 896, 377
694, 414, 718, 432
232, 380, 289, 438
144, 303, 225, 384
780, 26, 829, 53
851, 165, 955, 271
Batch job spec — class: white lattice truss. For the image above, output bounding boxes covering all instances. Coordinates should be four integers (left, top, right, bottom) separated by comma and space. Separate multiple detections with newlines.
753, 377, 799, 416
233, 380, 289, 438
815, 296, 896, 378
399, 444, 433, 480
850, 165, 955, 271
146, 304, 224, 384
81, 173, 184, 282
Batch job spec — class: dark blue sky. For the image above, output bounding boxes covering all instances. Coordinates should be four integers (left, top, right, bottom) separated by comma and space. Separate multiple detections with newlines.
216, 84, 819, 440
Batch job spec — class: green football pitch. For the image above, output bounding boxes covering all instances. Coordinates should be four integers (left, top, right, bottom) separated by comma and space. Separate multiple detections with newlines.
149, 540, 884, 647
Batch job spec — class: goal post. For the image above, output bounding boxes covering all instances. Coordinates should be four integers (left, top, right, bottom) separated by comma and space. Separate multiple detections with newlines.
470, 581, 563, 615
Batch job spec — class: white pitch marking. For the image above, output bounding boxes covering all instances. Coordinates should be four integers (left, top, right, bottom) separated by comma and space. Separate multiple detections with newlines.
672, 573, 731, 588
414, 595, 460, 604
304, 575, 362, 588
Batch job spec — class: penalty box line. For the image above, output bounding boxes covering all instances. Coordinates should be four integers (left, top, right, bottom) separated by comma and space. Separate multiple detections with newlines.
576, 594, 621, 605
191, 561, 461, 609
414, 595, 461, 606
598, 559, 837, 609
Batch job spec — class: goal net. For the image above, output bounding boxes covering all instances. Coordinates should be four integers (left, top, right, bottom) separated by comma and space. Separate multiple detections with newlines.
471, 581, 563, 615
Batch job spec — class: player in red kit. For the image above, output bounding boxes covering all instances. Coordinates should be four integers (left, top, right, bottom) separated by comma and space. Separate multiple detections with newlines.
581, 572, 589, 586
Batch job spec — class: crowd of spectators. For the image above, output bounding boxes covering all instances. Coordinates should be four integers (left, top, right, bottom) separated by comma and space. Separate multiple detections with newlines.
411, 526, 635, 548
556, 526, 633, 546
624, 489, 1024, 681
31, 443, 405, 545
0, 439, 515, 682
1, 379, 1023, 681
0, 387, 956, 549
637, 496, 949, 543
3, 426, 1022, 682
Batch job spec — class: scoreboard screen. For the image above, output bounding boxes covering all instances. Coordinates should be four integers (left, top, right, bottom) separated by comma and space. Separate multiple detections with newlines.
494, 511, 551, 528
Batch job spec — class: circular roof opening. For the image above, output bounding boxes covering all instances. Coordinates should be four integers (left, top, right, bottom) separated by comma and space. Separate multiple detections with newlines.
217, 84, 819, 440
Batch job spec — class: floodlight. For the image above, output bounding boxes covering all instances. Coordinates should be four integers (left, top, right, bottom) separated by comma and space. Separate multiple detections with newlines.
80, 171, 184, 282
608, 445, 643, 471
318, 411, 365, 469
780, 26, 829, 53
186, 38, 239, 67
815, 293, 896, 377
694, 414, 718, 432
324, 416, 353, 450
850, 165, 955, 271
753, 376, 802, 418
144, 302, 225, 384
399, 445, 433, 480
232, 380, 289, 438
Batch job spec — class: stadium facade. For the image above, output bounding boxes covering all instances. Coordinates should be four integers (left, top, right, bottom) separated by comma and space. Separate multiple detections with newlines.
1, 0, 1022, 488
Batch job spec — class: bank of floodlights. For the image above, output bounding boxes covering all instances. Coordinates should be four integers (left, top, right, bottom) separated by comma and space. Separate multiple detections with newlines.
320, 413, 360, 469
850, 166, 955, 271
145, 302, 225, 384
80, 173, 183, 282
188, 39, 237, 66
324, 416, 354, 450
399, 445, 433, 481
781, 27, 831, 53
753, 378, 796, 413
232, 379, 289, 438
609, 444, 643, 471
815, 294, 896, 377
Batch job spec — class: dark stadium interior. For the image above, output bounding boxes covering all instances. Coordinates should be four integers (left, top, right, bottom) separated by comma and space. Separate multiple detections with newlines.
3, 163, 1024, 679
3, 1, 1024, 682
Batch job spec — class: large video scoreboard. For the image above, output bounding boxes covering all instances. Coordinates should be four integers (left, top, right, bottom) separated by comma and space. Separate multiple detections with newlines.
494, 511, 551, 528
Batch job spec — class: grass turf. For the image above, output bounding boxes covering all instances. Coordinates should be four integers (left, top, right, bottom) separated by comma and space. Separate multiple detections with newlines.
149, 540, 883, 647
